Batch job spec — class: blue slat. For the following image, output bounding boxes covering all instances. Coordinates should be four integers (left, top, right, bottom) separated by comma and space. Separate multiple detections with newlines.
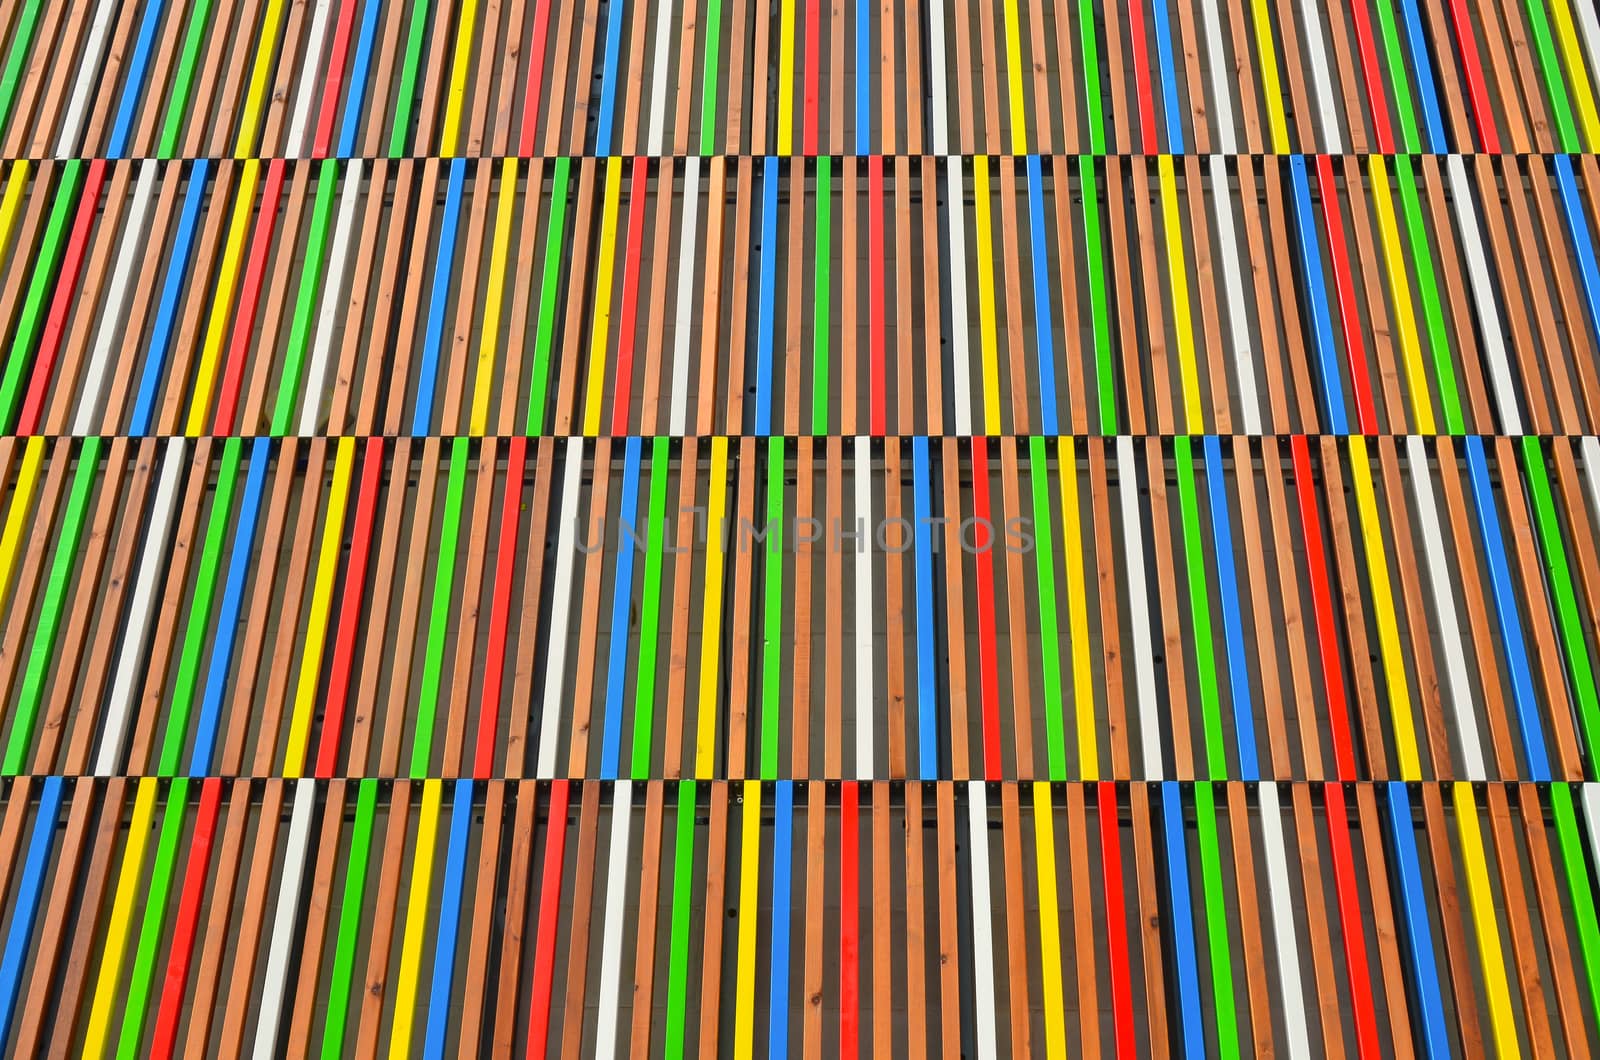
767, 780, 794, 1059
336, 0, 386, 158
411, 159, 466, 434
594, 0, 627, 154
1150, 0, 1186, 152
912, 437, 937, 778
1025, 156, 1059, 434
1288, 156, 1348, 434
1398, 0, 1448, 152
131, 159, 210, 436
755, 157, 779, 435
189, 436, 271, 774
600, 437, 644, 778
1385, 782, 1454, 1060
1203, 435, 1258, 780
108, 0, 169, 157
0, 776, 62, 1045
856, 3, 871, 154
1463, 436, 1549, 779
1554, 155, 1600, 351
1161, 781, 1206, 1057
422, 778, 474, 1060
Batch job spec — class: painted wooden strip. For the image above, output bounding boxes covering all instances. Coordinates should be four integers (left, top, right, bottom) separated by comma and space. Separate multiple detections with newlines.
0, 775, 60, 1044
1324, 780, 1384, 1057
1031, 782, 1068, 1057
1454, 781, 1524, 1057
1117, 437, 1163, 778
1388, 159, 1463, 433
1059, 438, 1096, 779
538, 439, 586, 779
1097, 781, 1136, 1056
1202, 435, 1257, 778
964, 781, 999, 1060
410, 437, 469, 776
1312, 155, 1378, 433
1291, 434, 1357, 777
1208, 158, 1260, 433
388, 777, 442, 1057
317, 437, 385, 776
146, 776, 221, 1058
598, 438, 642, 777
834, 779, 858, 1058
732, 778, 762, 1053
608, 158, 650, 435
95, 438, 184, 774
1288, 156, 1348, 433
1385, 781, 1454, 1059
251, 778, 316, 1059
766, 779, 793, 1056
0, 441, 93, 769
1174, 438, 1225, 777
1464, 436, 1549, 778
15, 159, 104, 436
1405, 436, 1486, 776
1029, 437, 1067, 778
411, 161, 467, 434
696, 436, 729, 777
592, 779, 635, 1057
0, 161, 83, 431
278, 436, 353, 774
1255, 783, 1312, 1053
1161, 781, 1206, 1054
1522, 436, 1600, 764
630, 435, 669, 776
853, 436, 874, 778
127, 159, 208, 435
81, 775, 159, 1060
970, 439, 1002, 778
296, 158, 364, 435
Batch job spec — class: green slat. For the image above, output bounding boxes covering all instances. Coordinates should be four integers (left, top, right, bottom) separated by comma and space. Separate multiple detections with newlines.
1551, 783, 1600, 1023
1028, 436, 1067, 779
1372, 0, 1421, 152
1078, 0, 1104, 154
1393, 156, 1462, 433
813, 158, 832, 435
663, 780, 698, 1058
1524, 0, 1581, 150
158, 437, 244, 775
700, 0, 724, 156
526, 157, 571, 434
389, 0, 433, 156
116, 778, 190, 1060
1521, 438, 1600, 761
1175, 437, 1225, 779
0, 0, 43, 137
322, 778, 379, 1055
4, 435, 100, 773
1080, 157, 1116, 433
271, 160, 339, 435
1195, 781, 1241, 1059
761, 436, 785, 779
632, 436, 671, 778
0, 159, 83, 431
158, 0, 218, 157
411, 437, 469, 777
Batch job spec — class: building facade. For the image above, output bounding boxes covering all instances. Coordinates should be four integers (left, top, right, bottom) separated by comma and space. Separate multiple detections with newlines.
0, 0, 1598, 1055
